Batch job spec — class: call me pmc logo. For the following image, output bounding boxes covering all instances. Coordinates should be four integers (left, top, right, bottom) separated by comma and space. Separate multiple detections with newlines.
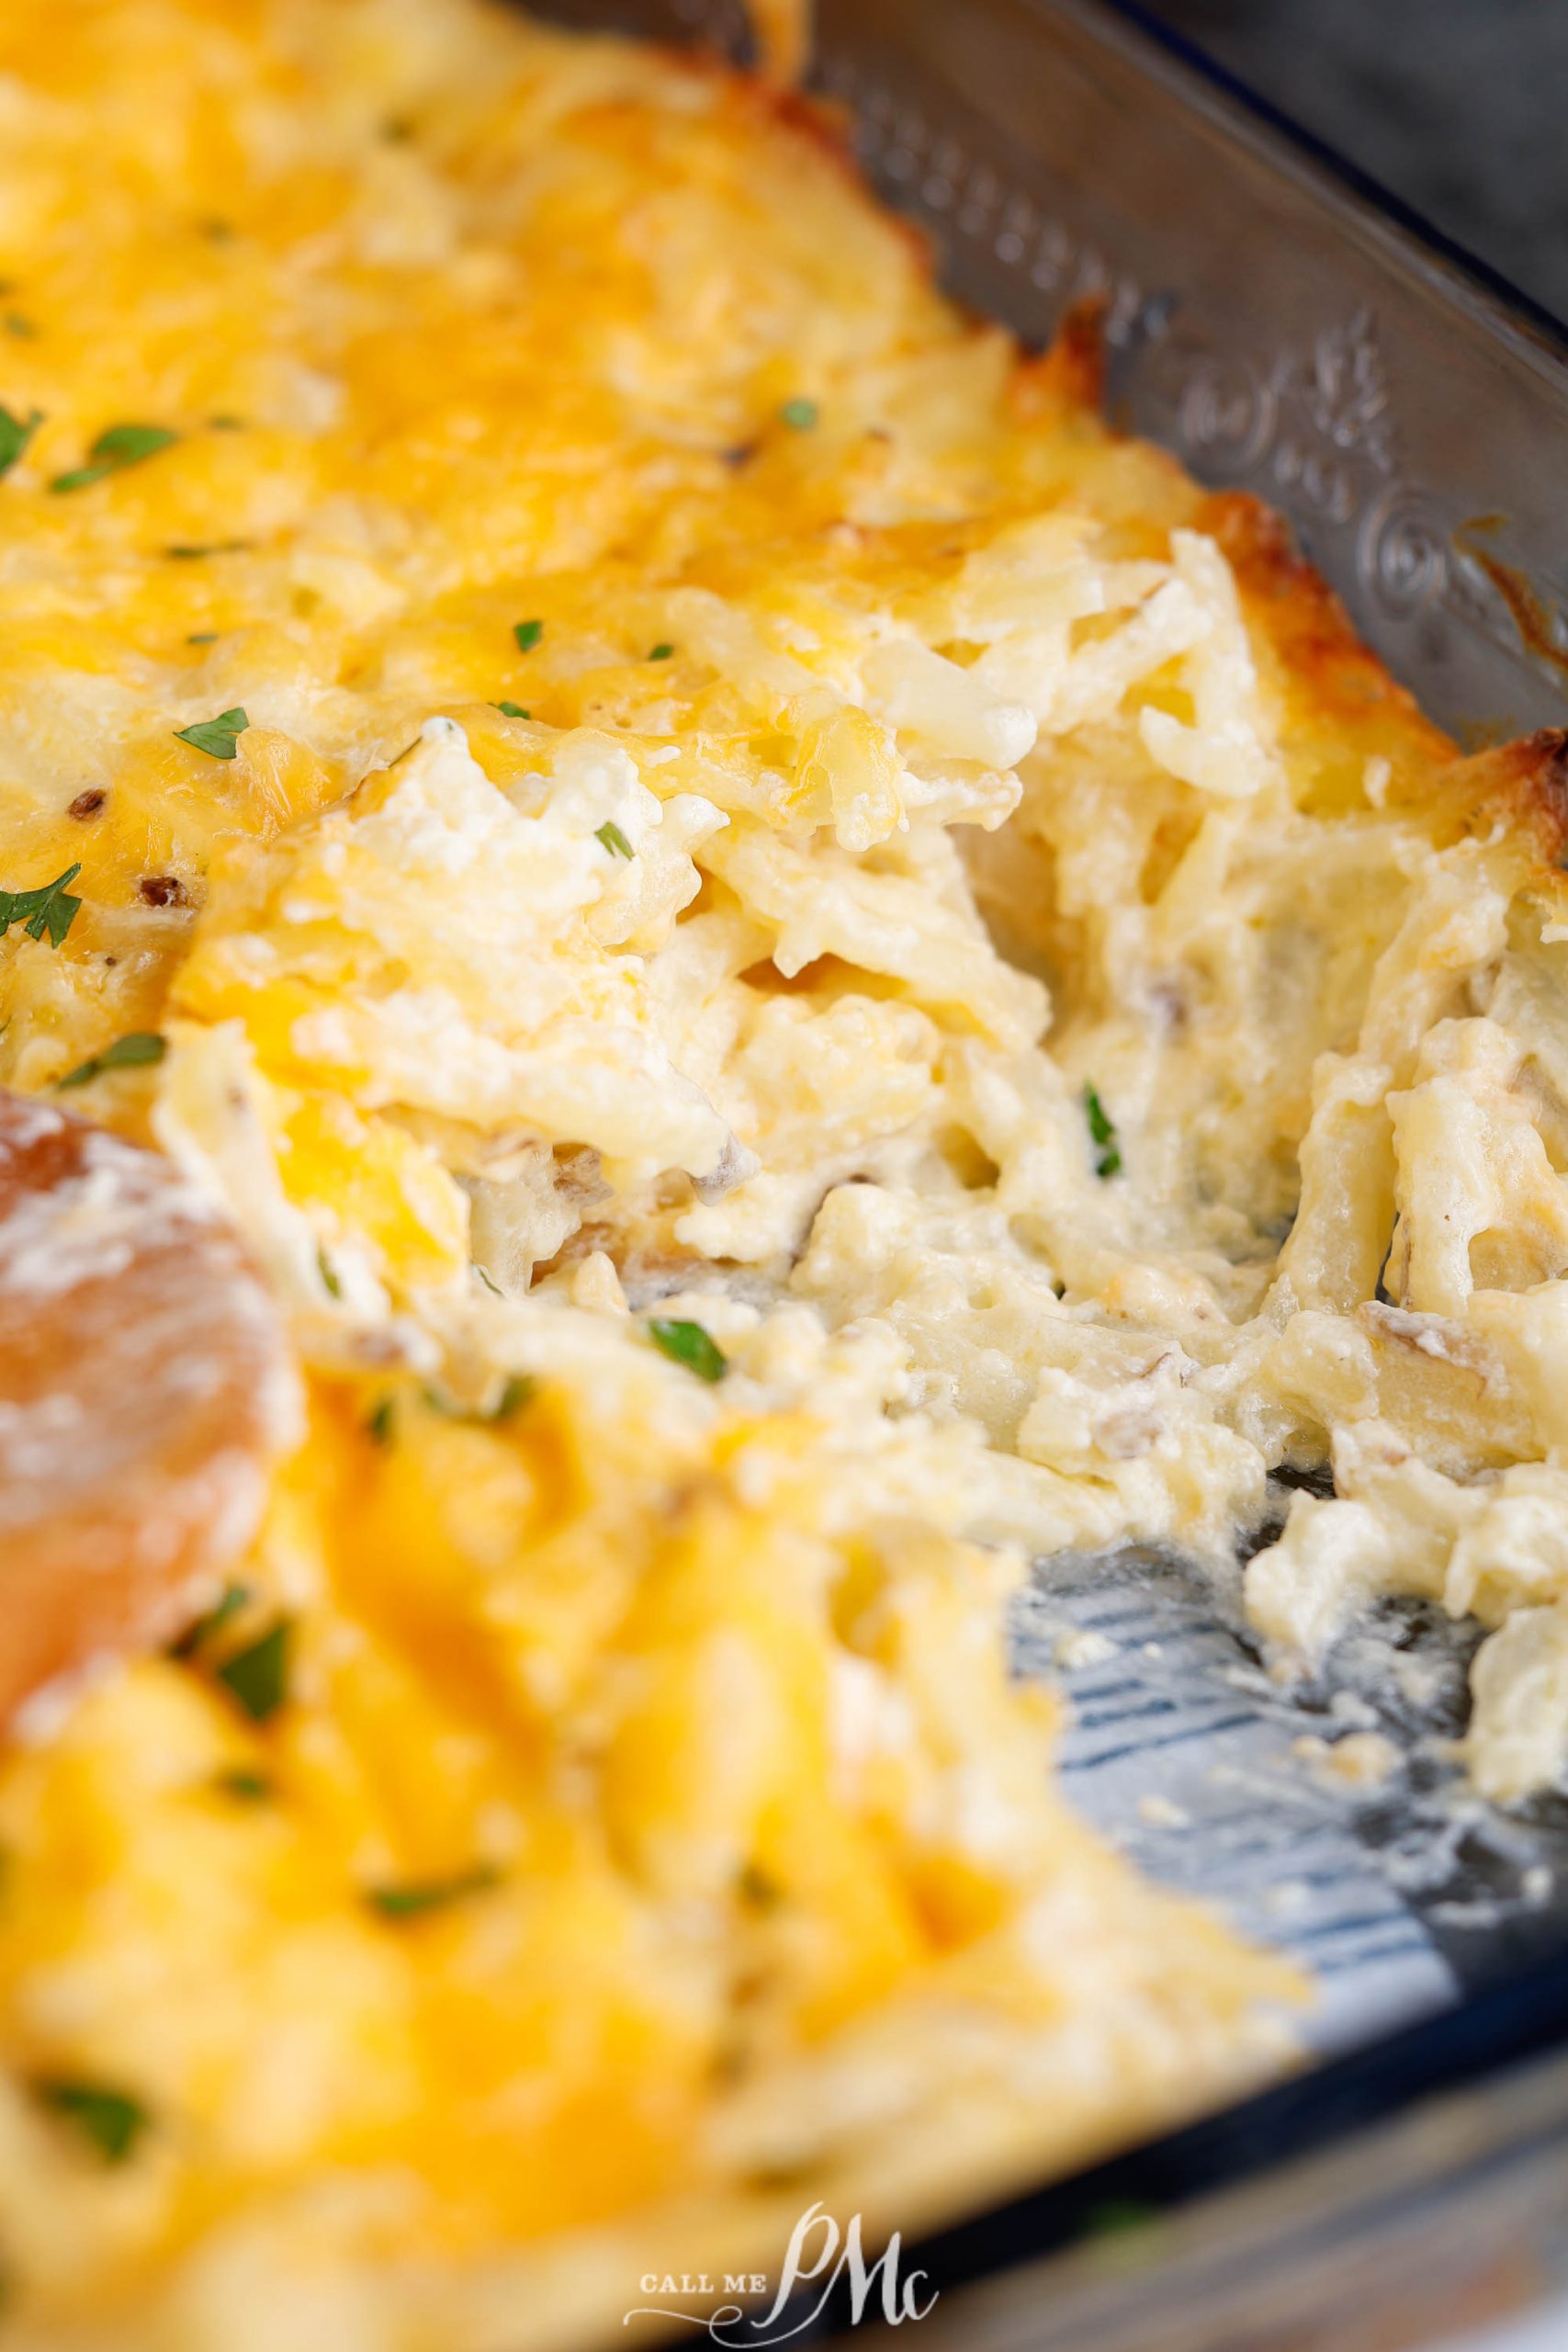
626, 2203, 938, 2345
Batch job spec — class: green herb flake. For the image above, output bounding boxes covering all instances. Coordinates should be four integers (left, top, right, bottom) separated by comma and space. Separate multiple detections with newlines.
56, 1031, 165, 1090
420, 1375, 534, 1425
208, 413, 245, 431
0, 404, 40, 476
491, 1374, 535, 1421
33, 2078, 150, 2165
594, 820, 633, 859
648, 641, 674, 662
5, 311, 36, 340
186, 630, 219, 645
492, 700, 530, 719
474, 1264, 503, 1296
1082, 1082, 1122, 1180
316, 1244, 342, 1300
513, 618, 544, 653
90, 422, 178, 465
164, 539, 248, 560
167, 1582, 252, 1662
648, 1317, 727, 1383
214, 1620, 292, 1724
50, 420, 178, 492
212, 1767, 273, 1804
738, 1861, 782, 1912
778, 397, 819, 431
173, 705, 248, 761
366, 1395, 396, 1446
365, 1862, 500, 1922
0, 864, 82, 950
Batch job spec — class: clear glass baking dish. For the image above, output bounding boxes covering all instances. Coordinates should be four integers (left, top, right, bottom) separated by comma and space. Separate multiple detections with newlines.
534, 2, 1568, 2342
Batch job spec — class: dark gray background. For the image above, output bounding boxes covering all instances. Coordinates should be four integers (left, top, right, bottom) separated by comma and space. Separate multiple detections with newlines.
1135, 0, 1568, 325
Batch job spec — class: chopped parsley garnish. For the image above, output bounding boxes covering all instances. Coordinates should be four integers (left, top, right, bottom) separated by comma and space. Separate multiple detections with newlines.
648, 1317, 727, 1382
474, 1264, 504, 1296
50, 421, 178, 492
173, 705, 248, 760
56, 1031, 165, 1090
164, 538, 248, 560
492, 700, 530, 719
5, 311, 36, 340
513, 617, 544, 652
212, 1768, 273, 1804
0, 864, 82, 949
594, 820, 633, 859
365, 1863, 500, 1922
215, 1620, 292, 1723
186, 630, 219, 645
167, 1581, 251, 1661
33, 2078, 150, 2165
316, 1244, 342, 1299
0, 405, 40, 477
208, 413, 245, 430
84, 422, 177, 466
420, 1374, 536, 1424
1082, 1082, 1122, 1180
779, 397, 818, 431
648, 641, 674, 662
366, 1395, 396, 1446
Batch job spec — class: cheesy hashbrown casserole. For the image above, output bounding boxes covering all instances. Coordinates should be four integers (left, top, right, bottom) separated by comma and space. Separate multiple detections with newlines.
2, 0, 1568, 2341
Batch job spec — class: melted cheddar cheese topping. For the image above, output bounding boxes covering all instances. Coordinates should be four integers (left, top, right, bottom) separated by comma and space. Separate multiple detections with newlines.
0, 1, 1565, 2343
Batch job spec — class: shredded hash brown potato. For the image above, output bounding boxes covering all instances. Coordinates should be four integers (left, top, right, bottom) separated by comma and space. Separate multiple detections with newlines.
0, 0, 1566, 2340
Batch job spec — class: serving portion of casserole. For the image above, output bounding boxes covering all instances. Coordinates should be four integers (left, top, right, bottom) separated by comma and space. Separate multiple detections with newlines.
1, 0, 1567, 2342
